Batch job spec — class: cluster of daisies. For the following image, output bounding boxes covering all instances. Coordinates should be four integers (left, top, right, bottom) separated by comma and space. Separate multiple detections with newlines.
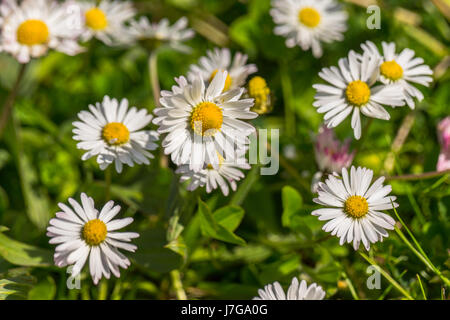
1, 0, 439, 299
0, 0, 195, 63
313, 41, 433, 139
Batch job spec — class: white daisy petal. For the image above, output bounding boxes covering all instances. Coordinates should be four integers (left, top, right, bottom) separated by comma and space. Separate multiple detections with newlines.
253, 277, 325, 300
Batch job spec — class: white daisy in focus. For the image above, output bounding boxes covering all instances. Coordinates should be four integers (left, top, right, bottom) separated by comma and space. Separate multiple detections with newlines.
254, 277, 325, 300
313, 50, 406, 139
361, 41, 433, 109
176, 149, 250, 196
78, 0, 136, 45
128, 16, 194, 53
47, 193, 139, 285
312, 166, 398, 251
0, 0, 83, 64
153, 71, 257, 172
72, 95, 159, 173
270, 0, 348, 58
188, 47, 257, 92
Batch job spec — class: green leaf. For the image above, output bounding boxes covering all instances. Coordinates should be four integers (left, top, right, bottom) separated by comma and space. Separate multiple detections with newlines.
281, 186, 303, 227
0, 268, 36, 300
0, 231, 52, 267
16, 150, 52, 231
164, 236, 187, 261
198, 199, 246, 246
213, 205, 245, 232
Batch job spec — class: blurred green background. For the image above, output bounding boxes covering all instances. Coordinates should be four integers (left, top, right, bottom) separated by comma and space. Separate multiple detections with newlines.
0, 0, 449, 300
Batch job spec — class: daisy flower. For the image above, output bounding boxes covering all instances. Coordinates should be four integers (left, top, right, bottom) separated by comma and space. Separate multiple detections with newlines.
314, 125, 354, 173
313, 50, 406, 139
270, 0, 348, 58
312, 166, 398, 251
176, 149, 250, 196
47, 193, 139, 285
72, 95, 159, 173
0, 0, 83, 64
437, 116, 450, 172
187, 47, 257, 92
254, 277, 325, 300
127, 16, 194, 53
247, 76, 273, 115
78, 0, 136, 45
153, 71, 257, 172
361, 41, 434, 109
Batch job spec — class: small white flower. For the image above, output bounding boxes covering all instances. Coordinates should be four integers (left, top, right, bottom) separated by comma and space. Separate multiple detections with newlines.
270, 0, 348, 58
78, 0, 136, 45
361, 41, 434, 109
0, 0, 83, 64
313, 50, 406, 139
72, 95, 159, 173
128, 16, 194, 53
314, 125, 354, 173
47, 193, 139, 285
153, 71, 257, 172
176, 149, 250, 196
188, 47, 257, 91
312, 166, 398, 251
254, 277, 325, 300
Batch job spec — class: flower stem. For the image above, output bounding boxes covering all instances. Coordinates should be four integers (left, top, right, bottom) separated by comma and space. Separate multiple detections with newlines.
416, 274, 427, 300
385, 170, 450, 181
149, 51, 161, 108
170, 269, 187, 300
354, 118, 373, 152
341, 271, 359, 300
359, 252, 414, 300
280, 62, 295, 137
0, 63, 27, 139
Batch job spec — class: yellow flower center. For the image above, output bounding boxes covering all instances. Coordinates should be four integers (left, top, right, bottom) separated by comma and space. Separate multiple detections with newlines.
190, 102, 223, 136
85, 7, 108, 30
380, 60, 403, 81
102, 122, 130, 146
298, 7, 321, 28
345, 80, 371, 106
248, 76, 271, 114
82, 219, 107, 246
17, 19, 49, 46
344, 195, 369, 218
209, 69, 232, 91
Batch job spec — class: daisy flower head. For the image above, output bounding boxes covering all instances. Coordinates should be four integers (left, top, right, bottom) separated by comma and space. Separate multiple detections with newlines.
78, 0, 136, 45
47, 193, 139, 285
247, 76, 273, 115
0, 0, 83, 64
73, 95, 159, 173
437, 116, 450, 172
312, 166, 398, 251
187, 47, 257, 92
313, 50, 406, 139
361, 41, 434, 109
314, 125, 354, 173
176, 148, 250, 196
153, 71, 257, 172
127, 16, 194, 53
270, 0, 348, 58
254, 277, 325, 300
